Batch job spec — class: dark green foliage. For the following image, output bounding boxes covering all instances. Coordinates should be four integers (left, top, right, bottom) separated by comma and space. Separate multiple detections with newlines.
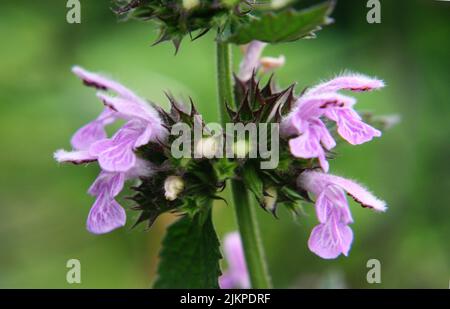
153, 210, 222, 288
222, 1, 336, 44
113, 0, 335, 50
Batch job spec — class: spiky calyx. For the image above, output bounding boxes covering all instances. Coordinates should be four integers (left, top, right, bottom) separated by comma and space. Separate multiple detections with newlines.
113, 0, 242, 51
130, 76, 316, 228
113, 1, 336, 51
229, 73, 296, 124
131, 95, 228, 228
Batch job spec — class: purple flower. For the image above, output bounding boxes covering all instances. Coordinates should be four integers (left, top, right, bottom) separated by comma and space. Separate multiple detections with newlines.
238, 41, 285, 81
219, 232, 250, 289
282, 74, 384, 172
298, 170, 386, 259
70, 108, 117, 151
55, 66, 167, 172
54, 66, 164, 234
86, 158, 153, 234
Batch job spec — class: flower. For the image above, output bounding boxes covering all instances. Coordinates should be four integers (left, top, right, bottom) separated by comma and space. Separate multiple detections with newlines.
282, 73, 384, 172
54, 66, 165, 234
238, 41, 285, 81
86, 159, 153, 234
219, 232, 250, 289
298, 170, 386, 259
55, 66, 167, 172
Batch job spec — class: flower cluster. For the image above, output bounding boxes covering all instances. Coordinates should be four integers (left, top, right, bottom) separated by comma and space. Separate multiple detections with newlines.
239, 41, 388, 259
278, 72, 387, 258
55, 41, 389, 259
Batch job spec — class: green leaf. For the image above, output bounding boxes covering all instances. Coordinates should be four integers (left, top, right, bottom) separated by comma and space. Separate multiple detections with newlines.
153, 210, 222, 288
222, 1, 335, 44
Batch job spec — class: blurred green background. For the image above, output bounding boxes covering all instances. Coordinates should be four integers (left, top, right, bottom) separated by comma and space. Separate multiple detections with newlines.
0, 0, 449, 288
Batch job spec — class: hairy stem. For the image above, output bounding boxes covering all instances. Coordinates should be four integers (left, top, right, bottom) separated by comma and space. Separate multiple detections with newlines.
216, 42, 233, 125
216, 41, 272, 289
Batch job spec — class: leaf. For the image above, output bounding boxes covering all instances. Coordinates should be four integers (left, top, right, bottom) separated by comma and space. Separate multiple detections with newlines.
222, 1, 335, 44
153, 210, 222, 288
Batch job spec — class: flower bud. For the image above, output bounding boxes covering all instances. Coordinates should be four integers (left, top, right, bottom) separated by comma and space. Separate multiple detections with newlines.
233, 139, 252, 158
195, 137, 219, 158
164, 176, 185, 201
260, 55, 286, 73
263, 187, 278, 212
183, 0, 200, 10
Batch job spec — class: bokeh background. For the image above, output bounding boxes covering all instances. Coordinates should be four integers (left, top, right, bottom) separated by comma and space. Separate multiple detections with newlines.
0, 0, 449, 288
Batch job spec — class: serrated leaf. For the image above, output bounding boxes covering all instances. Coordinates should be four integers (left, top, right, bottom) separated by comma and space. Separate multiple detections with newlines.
154, 210, 222, 288
223, 1, 335, 44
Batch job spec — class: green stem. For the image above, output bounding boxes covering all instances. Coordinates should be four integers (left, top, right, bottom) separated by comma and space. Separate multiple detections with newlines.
231, 181, 272, 288
216, 42, 233, 126
216, 41, 272, 289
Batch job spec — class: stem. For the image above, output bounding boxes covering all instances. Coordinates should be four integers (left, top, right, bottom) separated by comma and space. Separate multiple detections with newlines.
216, 41, 272, 288
231, 181, 272, 288
216, 42, 233, 126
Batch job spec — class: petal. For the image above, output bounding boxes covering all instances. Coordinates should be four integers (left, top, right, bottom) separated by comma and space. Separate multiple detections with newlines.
289, 130, 322, 159
71, 121, 107, 151
327, 174, 387, 211
308, 221, 353, 259
317, 151, 330, 173
72, 66, 141, 102
70, 108, 117, 151
54, 149, 96, 164
299, 171, 387, 212
315, 191, 332, 223
326, 185, 353, 223
89, 121, 144, 172
90, 139, 136, 172
294, 93, 357, 120
316, 185, 353, 224
88, 171, 126, 198
306, 73, 385, 96
238, 41, 267, 81
219, 273, 235, 289
86, 193, 126, 234
337, 118, 381, 145
288, 121, 334, 172
96, 92, 160, 125
223, 232, 250, 289
313, 118, 336, 150
134, 124, 153, 148
329, 108, 381, 145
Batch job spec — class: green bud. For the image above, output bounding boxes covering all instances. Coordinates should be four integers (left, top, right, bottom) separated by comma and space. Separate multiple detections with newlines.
263, 187, 278, 212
